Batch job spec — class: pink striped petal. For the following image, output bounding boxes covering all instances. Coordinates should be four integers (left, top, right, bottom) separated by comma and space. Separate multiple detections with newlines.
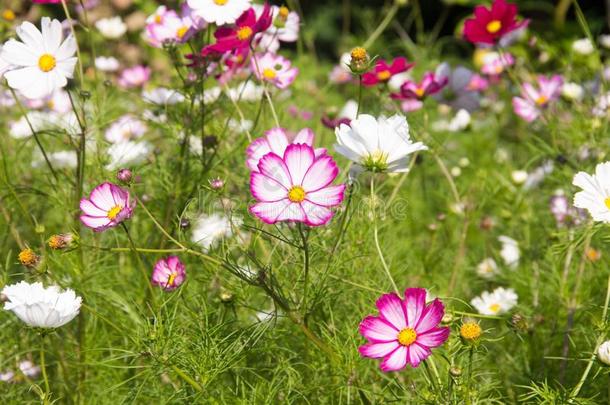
257, 153, 293, 189
407, 343, 430, 368
416, 327, 450, 348
276, 202, 306, 222
380, 346, 407, 372
80, 198, 108, 217
284, 144, 314, 185
110, 184, 128, 206
300, 200, 333, 226
359, 315, 399, 342
301, 156, 338, 192
376, 293, 407, 330
249, 200, 290, 224
80, 215, 111, 230
292, 128, 314, 145
415, 299, 445, 333
305, 184, 345, 207
246, 137, 271, 171
90, 183, 116, 210
265, 128, 289, 156
403, 288, 426, 328
251, 172, 288, 202
358, 341, 399, 359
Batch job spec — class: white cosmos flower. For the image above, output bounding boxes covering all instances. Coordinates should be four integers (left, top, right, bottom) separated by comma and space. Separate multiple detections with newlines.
572, 38, 594, 55
32, 150, 77, 169
476, 258, 499, 279
191, 213, 241, 251
600, 35, 610, 50
105, 115, 147, 143
95, 17, 127, 39
143, 87, 185, 105
226, 81, 264, 102
2, 281, 82, 328
573, 161, 610, 222
0, 370, 15, 382
334, 114, 427, 173
187, 0, 251, 26
561, 82, 584, 101
470, 287, 518, 316
106, 141, 152, 170
95, 56, 120, 72
598, 341, 610, 365
0, 17, 77, 99
498, 235, 520, 269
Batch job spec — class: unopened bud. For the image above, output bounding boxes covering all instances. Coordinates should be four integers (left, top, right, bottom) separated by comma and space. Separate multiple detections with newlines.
349, 47, 370, 74
117, 168, 133, 184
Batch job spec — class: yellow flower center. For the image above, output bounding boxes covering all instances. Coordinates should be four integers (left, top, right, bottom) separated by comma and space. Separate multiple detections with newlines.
176, 26, 189, 39
350, 47, 367, 62
48, 235, 64, 250
486, 20, 502, 34
18, 248, 38, 266
605, 198, 610, 210
2, 9, 15, 21
535, 95, 548, 105
38, 54, 56, 72
288, 186, 306, 203
460, 322, 482, 340
279, 6, 289, 18
262, 68, 277, 80
167, 272, 177, 287
488, 303, 501, 313
213, 0, 228, 5
377, 70, 391, 81
236, 26, 253, 41
397, 328, 417, 346
154, 15, 162, 24
414, 87, 425, 97
107, 205, 123, 220
586, 247, 602, 262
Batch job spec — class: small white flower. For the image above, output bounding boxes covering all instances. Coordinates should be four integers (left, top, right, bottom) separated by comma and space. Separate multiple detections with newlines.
523, 161, 553, 190
592, 92, 610, 117
572, 38, 594, 55
32, 150, 77, 169
0, 17, 77, 99
143, 87, 185, 105
600, 35, 610, 50
191, 213, 241, 251
471, 287, 518, 315
334, 114, 427, 173
226, 81, 264, 102
476, 258, 499, 279
511, 170, 528, 184
573, 161, 610, 222
561, 82, 584, 101
498, 236, 520, 269
18, 361, 41, 377
187, 0, 251, 26
95, 56, 120, 72
228, 119, 252, 133
105, 115, 147, 143
598, 341, 610, 365
2, 281, 82, 328
0, 370, 15, 382
106, 141, 152, 170
95, 17, 127, 39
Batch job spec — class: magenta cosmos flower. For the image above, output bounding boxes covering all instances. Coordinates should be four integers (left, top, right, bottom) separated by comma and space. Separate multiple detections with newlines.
393, 72, 447, 100
512, 75, 563, 122
151, 256, 186, 291
80, 182, 135, 231
246, 127, 326, 171
362, 57, 414, 87
203, 4, 272, 55
251, 52, 298, 89
359, 288, 450, 371
249, 144, 345, 226
463, 0, 528, 45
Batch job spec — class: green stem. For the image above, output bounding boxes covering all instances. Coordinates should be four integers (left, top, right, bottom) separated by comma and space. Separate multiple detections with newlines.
356, 75, 363, 117
370, 176, 399, 294
121, 223, 155, 297
40, 338, 51, 404
298, 224, 310, 317
171, 365, 203, 392
60, 0, 84, 87
363, 3, 399, 49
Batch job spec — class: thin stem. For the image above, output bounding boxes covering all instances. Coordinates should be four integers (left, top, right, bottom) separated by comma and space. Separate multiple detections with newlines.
356, 75, 363, 117
121, 223, 155, 297
249, 48, 280, 127
370, 176, 399, 294
363, 3, 399, 49
40, 338, 51, 404
298, 224, 310, 316
171, 365, 203, 392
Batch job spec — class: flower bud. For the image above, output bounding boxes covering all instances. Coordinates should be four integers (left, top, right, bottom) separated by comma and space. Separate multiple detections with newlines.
209, 178, 225, 190
449, 366, 462, 377
460, 321, 482, 342
117, 168, 133, 184
349, 47, 370, 74
48, 234, 73, 250
598, 341, 610, 365
180, 218, 191, 229
511, 313, 530, 332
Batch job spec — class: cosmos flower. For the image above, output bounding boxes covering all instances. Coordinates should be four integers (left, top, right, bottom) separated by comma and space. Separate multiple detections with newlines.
321, 100, 358, 129
471, 287, 518, 315
561, 82, 584, 101
94, 56, 120, 72
249, 144, 345, 227
358, 288, 450, 371
572, 161, 610, 222
362, 57, 413, 87
143, 87, 185, 105
95, 17, 127, 39
106, 141, 153, 170
334, 114, 427, 173
467, 74, 489, 91
572, 38, 594, 55
251, 52, 298, 89
498, 235, 520, 268
118, 66, 151, 88
598, 341, 610, 365
151, 256, 186, 291
391, 72, 448, 111
246, 127, 326, 171
480, 51, 514, 77
0, 17, 77, 99
191, 213, 240, 250
593, 92, 610, 117
550, 191, 586, 227
512, 75, 563, 122
145, 8, 197, 47
463, 0, 528, 45
2, 281, 82, 328
18, 361, 41, 378
80, 182, 135, 231
188, 0, 252, 26
32, 150, 77, 169
476, 258, 499, 279
105, 115, 147, 143
254, 5, 300, 53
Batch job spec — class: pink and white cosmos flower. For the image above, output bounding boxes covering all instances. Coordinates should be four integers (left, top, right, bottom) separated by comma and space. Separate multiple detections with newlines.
249, 144, 345, 227
151, 256, 186, 291
512, 75, 563, 122
246, 127, 326, 171
118, 65, 151, 89
359, 288, 450, 371
251, 52, 298, 89
80, 182, 135, 232
145, 9, 197, 48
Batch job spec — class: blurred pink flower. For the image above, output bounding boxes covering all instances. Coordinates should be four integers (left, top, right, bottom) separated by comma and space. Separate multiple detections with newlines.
151, 256, 186, 291
118, 66, 151, 89
512, 75, 563, 122
362, 57, 414, 87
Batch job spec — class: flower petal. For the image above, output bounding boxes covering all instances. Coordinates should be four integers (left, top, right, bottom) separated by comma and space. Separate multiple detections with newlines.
251, 172, 288, 202
284, 143, 314, 185
376, 293, 407, 330
359, 315, 399, 342
415, 299, 445, 333
379, 346, 407, 372
358, 341, 399, 359
416, 327, 450, 348
301, 156, 338, 192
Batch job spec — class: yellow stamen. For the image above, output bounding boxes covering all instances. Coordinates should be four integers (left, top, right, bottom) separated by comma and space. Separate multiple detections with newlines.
262, 68, 277, 80
414, 87, 425, 98
397, 328, 417, 346
287, 186, 306, 203
486, 20, 502, 34
535, 95, 548, 105
107, 205, 123, 220
154, 15, 162, 24
586, 247, 602, 262
350, 47, 367, 62
176, 26, 189, 39
460, 322, 482, 340
38, 54, 56, 73
167, 272, 177, 287
488, 303, 501, 313
48, 235, 64, 250
2, 9, 15, 21
18, 248, 38, 267
377, 70, 391, 81
236, 26, 253, 41
213, 0, 228, 5
278, 6, 289, 18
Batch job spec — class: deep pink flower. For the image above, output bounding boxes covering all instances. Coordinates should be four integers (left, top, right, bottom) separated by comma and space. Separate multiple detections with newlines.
249, 144, 345, 227
392, 72, 448, 101
203, 4, 272, 55
80, 182, 135, 232
512, 75, 563, 122
359, 288, 450, 371
118, 66, 151, 89
151, 256, 186, 291
362, 57, 414, 87
463, 0, 528, 45
246, 127, 326, 171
